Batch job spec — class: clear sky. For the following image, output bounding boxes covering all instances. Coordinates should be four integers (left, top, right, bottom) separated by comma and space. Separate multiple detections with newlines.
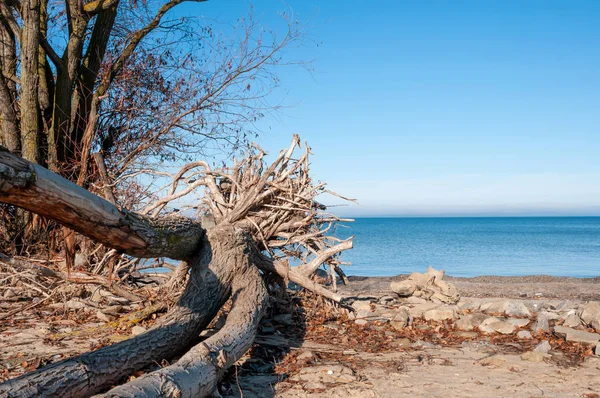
176, 0, 600, 217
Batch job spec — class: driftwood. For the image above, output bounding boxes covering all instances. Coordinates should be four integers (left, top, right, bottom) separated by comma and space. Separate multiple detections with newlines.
0, 136, 354, 397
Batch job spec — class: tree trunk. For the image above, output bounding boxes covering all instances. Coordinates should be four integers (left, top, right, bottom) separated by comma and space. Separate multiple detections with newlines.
0, 147, 269, 397
0, 226, 255, 397
19, 0, 42, 163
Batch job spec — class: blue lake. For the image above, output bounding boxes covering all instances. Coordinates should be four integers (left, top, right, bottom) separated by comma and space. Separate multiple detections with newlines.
333, 217, 600, 277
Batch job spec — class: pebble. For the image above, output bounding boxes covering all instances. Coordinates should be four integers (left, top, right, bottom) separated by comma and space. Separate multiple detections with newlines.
517, 330, 532, 339
131, 325, 147, 336
534, 340, 551, 354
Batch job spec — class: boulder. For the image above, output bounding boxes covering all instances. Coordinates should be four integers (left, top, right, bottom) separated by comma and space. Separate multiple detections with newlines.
455, 313, 488, 331
423, 306, 457, 322
390, 267, 459, 304
563, 312, 582, 328
478, 317, 516, 334
533, 314, 550, 333
408, 302, 440, 319
554, 325, 600, 346
578, 302, 600, 332
390, 308, 410, 330
480, 300, 531, 317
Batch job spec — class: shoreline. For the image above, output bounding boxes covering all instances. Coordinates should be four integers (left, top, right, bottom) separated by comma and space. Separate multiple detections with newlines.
341, 273, 600, 301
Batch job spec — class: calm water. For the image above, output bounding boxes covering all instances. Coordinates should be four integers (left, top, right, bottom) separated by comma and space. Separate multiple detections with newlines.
334, 217, 600, 278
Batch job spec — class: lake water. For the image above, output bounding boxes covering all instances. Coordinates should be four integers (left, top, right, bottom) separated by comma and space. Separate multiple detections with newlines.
333, 217, 600, 278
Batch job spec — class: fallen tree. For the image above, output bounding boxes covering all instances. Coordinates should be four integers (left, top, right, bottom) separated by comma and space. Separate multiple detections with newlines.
0, 136, 354, 397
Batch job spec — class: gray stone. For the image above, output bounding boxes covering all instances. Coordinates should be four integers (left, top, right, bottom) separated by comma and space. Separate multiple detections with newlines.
454, 313, 488, 331
390, 280, 416, 297
521, 351, 550, 363
507, 318, 530, 328
538, 311, 560, 321
351, 300, 373, 312
402, 296, 428, 304
390, 308, 410, 330
533, 314, 550, 333
478, 317, 516, 334
578, 302, 600, 332
354, 319, 368, 326
480, 300, 531, 317
563, 312, 582, 328
423, 307, 457, 321
517, 330, 533, 339
534, 340, 551, 354
554, 325, 600, 346
408, 303, 439, 318
457, 298, 482, 311
131, 325, 147, 336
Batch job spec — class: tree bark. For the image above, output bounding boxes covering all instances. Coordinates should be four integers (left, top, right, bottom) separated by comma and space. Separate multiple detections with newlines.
0, 147, 204, 259
19, 0, 41, 163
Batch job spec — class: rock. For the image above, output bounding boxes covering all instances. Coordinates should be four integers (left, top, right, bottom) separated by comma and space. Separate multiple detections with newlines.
480, 355, 507, 367
517, 330, 533, 339
534, 340, 551, 354
423, 307, 457, 321
480, 300, 531, 317
408, 303, 439, 318
402, 296, 428, 304
538, 311, 560, 321
96, 310, 116, 322
3, 288, 16, 298
457, 298, 482, 311
390, 267, 459, 304
131, 325, 147, 336
579, 302, 600, 332
354, 319, 368, 326
596, 342, 600, 356
521, 351, 550, 363
390, 280, 416, 297
563, 312, 582, 328
390, 308, 410, 330
507, 318, 530, 328
554, 325, 600, 346
478, 317, 516, 334
533, 314, 550, 333
455, 313, 488, 331
351, 300, 372, 312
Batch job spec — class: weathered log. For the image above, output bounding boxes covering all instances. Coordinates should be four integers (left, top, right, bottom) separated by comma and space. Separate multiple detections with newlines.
0, 146, 203, 260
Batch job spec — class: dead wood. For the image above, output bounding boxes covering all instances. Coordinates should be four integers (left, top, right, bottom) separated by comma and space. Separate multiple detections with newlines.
0, 136, 354, 397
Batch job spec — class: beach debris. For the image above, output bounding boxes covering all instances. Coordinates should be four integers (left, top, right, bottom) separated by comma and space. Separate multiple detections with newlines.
578, 302, 600, 332
390, 267, 459, 304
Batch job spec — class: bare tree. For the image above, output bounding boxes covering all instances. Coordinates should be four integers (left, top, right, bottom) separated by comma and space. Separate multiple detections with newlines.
0, 136, 354, 397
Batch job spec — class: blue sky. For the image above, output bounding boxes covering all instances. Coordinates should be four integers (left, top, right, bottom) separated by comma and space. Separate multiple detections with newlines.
176, 0, 600, 217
